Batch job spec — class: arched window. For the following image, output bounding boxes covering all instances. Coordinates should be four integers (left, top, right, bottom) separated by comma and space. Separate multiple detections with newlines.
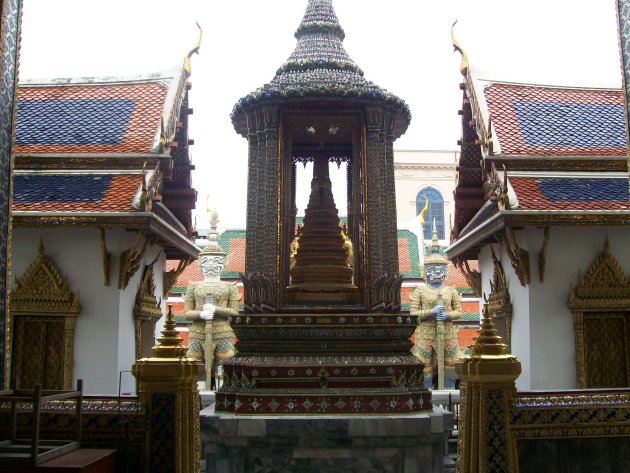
416, 187, 445, 240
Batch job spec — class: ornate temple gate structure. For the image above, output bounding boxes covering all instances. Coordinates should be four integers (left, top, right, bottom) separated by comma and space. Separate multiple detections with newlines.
217, 0, 429, 416
202, 1, 453, 470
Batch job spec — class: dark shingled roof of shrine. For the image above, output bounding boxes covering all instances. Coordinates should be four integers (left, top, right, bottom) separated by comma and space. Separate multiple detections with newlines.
231, 0, 410, 137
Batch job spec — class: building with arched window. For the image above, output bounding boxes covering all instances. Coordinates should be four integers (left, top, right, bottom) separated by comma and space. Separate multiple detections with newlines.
394, 149, 458, 245
416, 187, 445, 240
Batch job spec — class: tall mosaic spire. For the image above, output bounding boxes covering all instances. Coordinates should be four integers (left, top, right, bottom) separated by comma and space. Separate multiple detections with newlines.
231, 0, 410, 137
217, 0, 427, 416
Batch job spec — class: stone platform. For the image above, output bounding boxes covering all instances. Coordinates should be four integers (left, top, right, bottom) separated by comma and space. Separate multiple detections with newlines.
200, 405, 453, 473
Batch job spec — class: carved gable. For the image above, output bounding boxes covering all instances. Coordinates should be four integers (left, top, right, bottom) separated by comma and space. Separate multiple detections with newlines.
11, 242, 80, 315
569, 237, 630, 310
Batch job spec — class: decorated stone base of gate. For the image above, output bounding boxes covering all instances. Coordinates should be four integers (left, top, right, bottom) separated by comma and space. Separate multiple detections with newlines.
201, 405, 452, 473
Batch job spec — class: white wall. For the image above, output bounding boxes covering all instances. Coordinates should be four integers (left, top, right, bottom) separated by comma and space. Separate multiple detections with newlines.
11, 227, 168, 396
479, 243, 532, 390
479, 226, 630, 391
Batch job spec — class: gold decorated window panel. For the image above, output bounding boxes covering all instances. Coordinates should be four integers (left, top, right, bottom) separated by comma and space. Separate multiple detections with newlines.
13, 316, 66, 390
583, 313, 630, 388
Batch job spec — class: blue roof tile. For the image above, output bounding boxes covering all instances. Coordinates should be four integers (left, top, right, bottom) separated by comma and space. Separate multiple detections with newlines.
16, 99, 135, 146
538, 178, 629, 202
513, 101, 625, 149
14, 175, 112, 202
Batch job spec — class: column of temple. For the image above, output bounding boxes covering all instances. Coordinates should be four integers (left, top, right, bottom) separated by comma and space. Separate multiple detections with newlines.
0, 0, 22, 388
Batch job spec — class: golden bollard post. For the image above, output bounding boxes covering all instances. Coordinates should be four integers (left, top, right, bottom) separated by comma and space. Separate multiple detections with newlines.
133, 305, 204, 473
456, 306, 522, 473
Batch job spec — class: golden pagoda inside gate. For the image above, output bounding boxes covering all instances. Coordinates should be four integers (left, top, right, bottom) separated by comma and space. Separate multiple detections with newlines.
216, 0, 430, 415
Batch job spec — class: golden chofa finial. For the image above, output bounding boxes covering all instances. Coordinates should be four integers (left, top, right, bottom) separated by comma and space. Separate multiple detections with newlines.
472, 304, 508, 356
183, 21, 202, 75
451, 19, 469, 76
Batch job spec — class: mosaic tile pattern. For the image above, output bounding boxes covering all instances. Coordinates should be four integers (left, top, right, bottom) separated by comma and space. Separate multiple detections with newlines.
17, 99, 135, 146
484, 83, 626, 157
231, 0, 410, 136
0, 0, 22, 388
512, 101, 625, 149
14, 175, 112, 202
12, 173, 141, 212
15, 82, 167, 154
510, 177, 630, 210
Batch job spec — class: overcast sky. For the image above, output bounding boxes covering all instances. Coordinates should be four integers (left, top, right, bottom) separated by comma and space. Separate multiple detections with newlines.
19, 0, 622, 228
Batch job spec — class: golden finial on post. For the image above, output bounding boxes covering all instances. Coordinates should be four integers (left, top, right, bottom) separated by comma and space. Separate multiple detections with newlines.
472, 304, 508, 356
151, 305, 187, 358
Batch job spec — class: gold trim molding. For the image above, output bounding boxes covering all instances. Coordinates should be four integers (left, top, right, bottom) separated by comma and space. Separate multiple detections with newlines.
496, 227, 530, 286
568, 236, 630, 389
485, 246, 513, 349
99, 228, 111, 286
453, 258, 480, 297
119, 232, 155, 290
133, 254, 163, 360
163, 257, 194, 298
538, 227, 550, 283
10, 241, 81, 390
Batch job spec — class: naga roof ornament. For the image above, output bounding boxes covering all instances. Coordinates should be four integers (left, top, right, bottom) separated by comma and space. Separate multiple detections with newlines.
451, 20, 469, 77
231, 0, 410, 136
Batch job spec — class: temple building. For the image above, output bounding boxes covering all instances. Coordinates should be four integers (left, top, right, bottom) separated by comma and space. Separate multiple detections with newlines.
167, 148, 481, 358
8, 59, 199, 395
448, 45, 630, 390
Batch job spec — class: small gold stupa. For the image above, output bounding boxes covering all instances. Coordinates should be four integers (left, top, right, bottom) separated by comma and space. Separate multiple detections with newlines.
286, 156, 359, 304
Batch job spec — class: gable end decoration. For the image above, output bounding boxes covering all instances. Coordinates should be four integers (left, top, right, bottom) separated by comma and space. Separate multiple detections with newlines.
568, 236, 630, 389
485, 246, 513, 348
568, 236, 630, 311
11, 241, 80, 315
133, 255, 163, 360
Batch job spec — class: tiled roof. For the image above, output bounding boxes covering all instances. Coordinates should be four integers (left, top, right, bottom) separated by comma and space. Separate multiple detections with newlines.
12, 173, 141, 212
484, 83, 626, 157
219, 230, 246, 278
16, 82, 167, 154
461, 300, 480, 316
170, 260, 203, 292
457, 327, 478, 353
510, 177, 630, 211
397, 229, 421, 278
444, 260, 478, 289
169, 300, 185, 316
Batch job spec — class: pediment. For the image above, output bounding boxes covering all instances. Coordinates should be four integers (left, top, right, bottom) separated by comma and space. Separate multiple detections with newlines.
11, 241, 80, 315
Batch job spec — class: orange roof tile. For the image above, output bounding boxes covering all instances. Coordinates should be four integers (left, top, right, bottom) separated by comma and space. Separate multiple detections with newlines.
226, 238, 246, 273
12, 174, 141, 212
457, 327, 478, 350
16, 82, 167, 154
444, 261, 477, 289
